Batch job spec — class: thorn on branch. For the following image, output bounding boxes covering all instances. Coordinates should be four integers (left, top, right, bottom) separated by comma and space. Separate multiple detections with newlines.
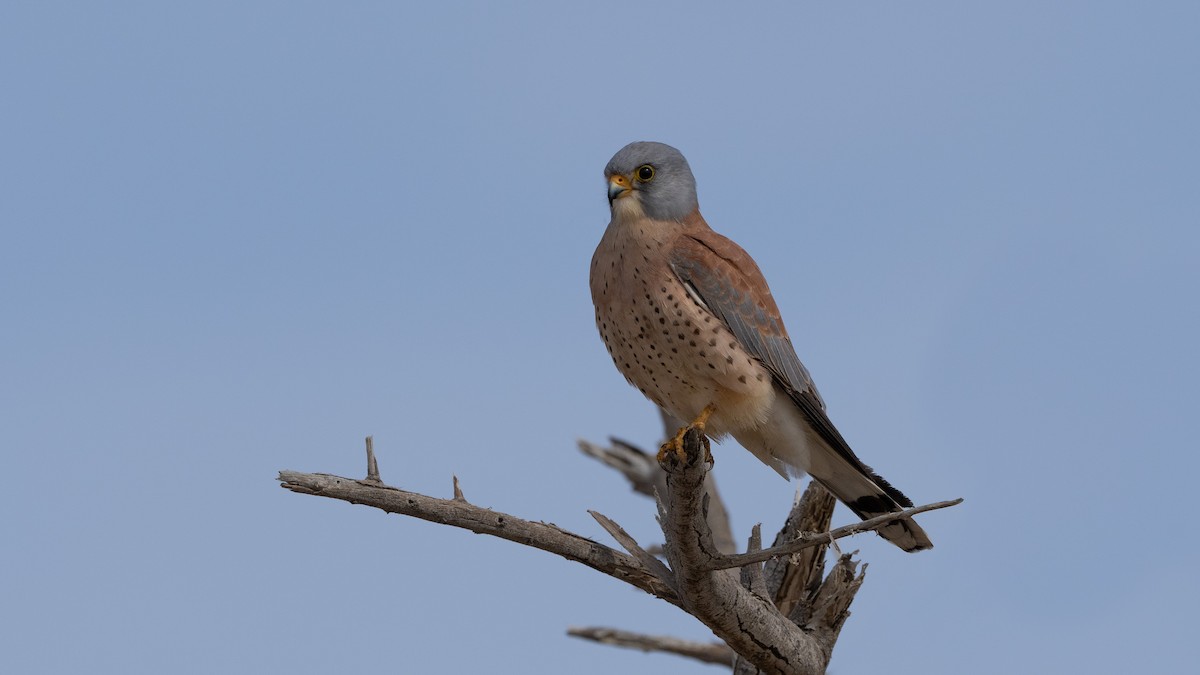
741, 524, 768, 600
364, 436, 382, 484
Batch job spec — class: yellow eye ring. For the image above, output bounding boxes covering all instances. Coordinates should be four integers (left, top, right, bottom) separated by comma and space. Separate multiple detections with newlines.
635, 164, 655, 182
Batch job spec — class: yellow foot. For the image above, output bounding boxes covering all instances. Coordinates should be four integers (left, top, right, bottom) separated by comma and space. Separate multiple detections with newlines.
657, 425, 690, 464
656, 404, 717, 466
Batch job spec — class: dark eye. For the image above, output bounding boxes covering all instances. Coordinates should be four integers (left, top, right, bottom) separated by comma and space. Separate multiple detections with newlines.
636, 165, 655, 182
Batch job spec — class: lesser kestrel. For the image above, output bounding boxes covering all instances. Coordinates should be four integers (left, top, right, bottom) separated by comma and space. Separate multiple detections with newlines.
590, 141, 932, 552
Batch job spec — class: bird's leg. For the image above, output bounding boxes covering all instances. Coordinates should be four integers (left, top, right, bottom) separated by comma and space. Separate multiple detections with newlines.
657, 403, 717, 465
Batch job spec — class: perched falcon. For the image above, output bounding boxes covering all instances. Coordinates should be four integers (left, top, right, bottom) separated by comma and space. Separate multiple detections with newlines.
590, 141, 932, 552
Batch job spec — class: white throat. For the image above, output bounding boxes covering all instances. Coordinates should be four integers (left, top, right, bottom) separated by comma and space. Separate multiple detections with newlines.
610, 193, 646, 224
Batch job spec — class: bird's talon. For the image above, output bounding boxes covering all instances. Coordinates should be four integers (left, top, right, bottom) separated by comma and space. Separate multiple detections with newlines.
657, 436, 682, 464
673, 436, 688, 464
657, 423, 693, 465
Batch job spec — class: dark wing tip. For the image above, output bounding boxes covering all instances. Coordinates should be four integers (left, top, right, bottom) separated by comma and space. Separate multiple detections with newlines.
865, 468, 915, 509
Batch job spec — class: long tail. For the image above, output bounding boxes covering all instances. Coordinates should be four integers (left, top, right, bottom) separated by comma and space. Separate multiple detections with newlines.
808, 457, 933, 552
731, 389, 934, 552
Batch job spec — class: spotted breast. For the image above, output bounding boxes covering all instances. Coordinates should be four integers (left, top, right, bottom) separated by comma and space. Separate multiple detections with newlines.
590, 212, 777, 439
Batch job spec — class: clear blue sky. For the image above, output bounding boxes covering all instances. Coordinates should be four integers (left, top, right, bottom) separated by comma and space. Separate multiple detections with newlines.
4, 3, 1197, 673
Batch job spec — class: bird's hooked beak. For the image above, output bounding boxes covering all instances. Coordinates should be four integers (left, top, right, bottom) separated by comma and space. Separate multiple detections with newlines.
607, 174, 633, 206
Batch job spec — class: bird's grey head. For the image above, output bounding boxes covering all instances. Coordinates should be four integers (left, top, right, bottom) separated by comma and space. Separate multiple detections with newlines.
604, 141, 698, 222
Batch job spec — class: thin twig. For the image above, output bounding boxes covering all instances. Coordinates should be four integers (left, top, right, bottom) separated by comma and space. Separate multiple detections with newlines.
708, 498, 964, 571
567, 626, 735, 667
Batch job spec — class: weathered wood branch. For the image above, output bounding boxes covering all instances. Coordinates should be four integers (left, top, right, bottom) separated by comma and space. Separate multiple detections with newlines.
281, 434, 959, 674
656, 427, 830, 675
567, 626, 736, 667
734, 482, 839, 675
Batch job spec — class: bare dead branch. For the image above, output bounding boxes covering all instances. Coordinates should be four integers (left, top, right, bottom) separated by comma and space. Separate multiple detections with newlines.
277, 470, 679, 605
283, 433, 951, 674
567, 626, 735, 667
657, 427, 829, 674
708, 498, 963, 571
